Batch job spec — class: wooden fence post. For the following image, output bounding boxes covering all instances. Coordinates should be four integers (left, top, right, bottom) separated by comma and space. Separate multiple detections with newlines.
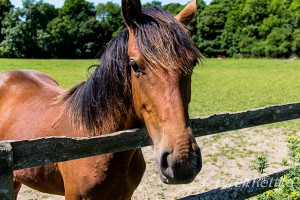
0, 142, 14, 200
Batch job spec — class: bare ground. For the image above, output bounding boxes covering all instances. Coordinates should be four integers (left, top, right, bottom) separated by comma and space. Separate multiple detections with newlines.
17, 127, 299, 200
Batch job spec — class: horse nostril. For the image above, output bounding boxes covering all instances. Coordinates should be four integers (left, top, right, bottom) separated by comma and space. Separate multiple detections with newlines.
160, 151, 171, 169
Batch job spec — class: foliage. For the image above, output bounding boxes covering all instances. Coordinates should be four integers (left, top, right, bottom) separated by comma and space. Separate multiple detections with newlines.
0, 0, 13, 41
213, 0, 300, 58
250, 153, 269, 174
162, 3, 184, 15
0, 0, 58, 58
0, 0, 300, 58
194, 2, 230, 57
60, 0, 95, 20
96, 2, 124, 37
143, 1, 162, 8
257, 136, 300, 200
0, 0, 191, 58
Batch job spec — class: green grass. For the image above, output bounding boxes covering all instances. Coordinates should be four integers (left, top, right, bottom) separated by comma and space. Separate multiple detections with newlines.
0, 59, 98, 89
190, 58, 300, 117
1, 58, 299, 129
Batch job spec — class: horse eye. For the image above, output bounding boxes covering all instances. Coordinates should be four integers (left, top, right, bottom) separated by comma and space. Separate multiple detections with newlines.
129, 59, 141, 75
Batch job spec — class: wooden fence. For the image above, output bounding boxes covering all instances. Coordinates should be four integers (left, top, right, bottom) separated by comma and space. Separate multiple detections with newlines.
1, 102, 300, 200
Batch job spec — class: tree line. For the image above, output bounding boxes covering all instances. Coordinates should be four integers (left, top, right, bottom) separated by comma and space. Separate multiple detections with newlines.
0, 0, 299, 59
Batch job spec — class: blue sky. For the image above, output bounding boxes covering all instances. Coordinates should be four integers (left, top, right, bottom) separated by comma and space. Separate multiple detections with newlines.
10, 0, 212, 8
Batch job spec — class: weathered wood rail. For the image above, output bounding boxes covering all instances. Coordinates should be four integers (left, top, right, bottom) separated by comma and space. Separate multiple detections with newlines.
0, 102, 300, 199
181, 169, 290, 200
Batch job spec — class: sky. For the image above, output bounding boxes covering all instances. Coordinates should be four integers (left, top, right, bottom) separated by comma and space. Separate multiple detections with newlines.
10, 0, 212, 8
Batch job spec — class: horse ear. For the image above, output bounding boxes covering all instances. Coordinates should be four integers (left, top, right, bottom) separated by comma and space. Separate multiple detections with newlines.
122, 0, 142, 28
175, 0, 197, 26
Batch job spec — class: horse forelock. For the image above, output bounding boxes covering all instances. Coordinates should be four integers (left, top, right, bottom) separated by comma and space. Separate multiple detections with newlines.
135, 7, 202, 74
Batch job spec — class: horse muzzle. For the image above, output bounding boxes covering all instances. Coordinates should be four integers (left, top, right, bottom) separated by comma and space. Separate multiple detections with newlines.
158, 146, 202, 184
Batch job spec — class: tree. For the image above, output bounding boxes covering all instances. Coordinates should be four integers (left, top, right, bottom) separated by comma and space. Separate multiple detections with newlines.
162, 3, 184, 15
40, 15, 106, 58
60, 0, 95, 20
288, 0, 300, 29
241, 0, 269, 26
220, 0, 281, 57
96, 2, 124, 37
22, 0, 57, 30
0, 0, 13, 41
1, 0, 299, 58
0, 0, 58, 58
291, 29, 300, 57
0, 8, 24, 57
194, 1, 230, 57
189, 0, 206, 44
143, 1, 162, 8
288, 0, 300, 56
39, 0, 106, 58
0, 0, 108, 58
258, 15, 282, 38
8, 0, 56, 57
236, 0, 270, 57
264, 27, 293, 58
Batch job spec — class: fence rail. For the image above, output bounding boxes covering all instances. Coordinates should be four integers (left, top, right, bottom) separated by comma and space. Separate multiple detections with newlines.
1, 102, 300, 199
180, 169, 290, 200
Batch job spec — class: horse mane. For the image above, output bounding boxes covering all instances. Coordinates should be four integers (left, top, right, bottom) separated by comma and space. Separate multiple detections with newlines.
61, 7, 201, 136
60, 29, 132, 136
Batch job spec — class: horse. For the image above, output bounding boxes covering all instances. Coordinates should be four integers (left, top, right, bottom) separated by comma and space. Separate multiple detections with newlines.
0, 0, 202, 199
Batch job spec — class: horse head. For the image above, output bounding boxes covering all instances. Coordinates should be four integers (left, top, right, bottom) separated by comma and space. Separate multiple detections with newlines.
122, 0, 202, 184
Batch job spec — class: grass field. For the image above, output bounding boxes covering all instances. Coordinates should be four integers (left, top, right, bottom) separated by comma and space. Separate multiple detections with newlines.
1, 58, 299, 199
190, 59, 300, 115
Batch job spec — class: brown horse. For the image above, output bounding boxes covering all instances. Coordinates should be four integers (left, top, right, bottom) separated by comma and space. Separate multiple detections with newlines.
0, 0, 202, 199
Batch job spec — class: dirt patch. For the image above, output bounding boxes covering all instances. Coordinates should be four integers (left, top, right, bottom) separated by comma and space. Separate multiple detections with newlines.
18, 127, 298, 200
